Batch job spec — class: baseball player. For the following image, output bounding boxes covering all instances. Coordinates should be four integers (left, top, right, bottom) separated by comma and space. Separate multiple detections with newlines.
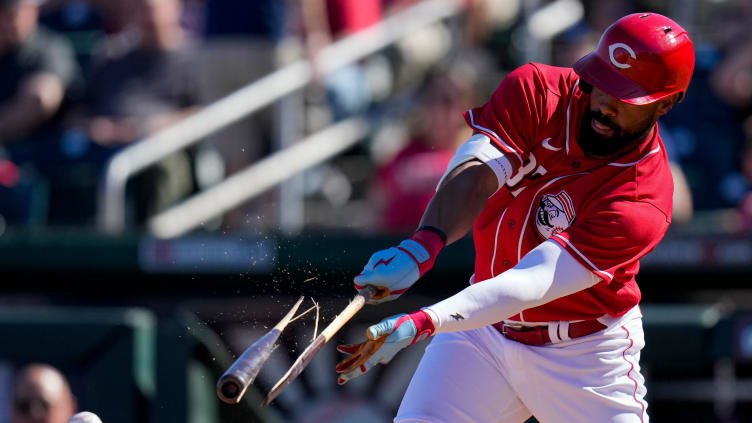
336, 13, 694, 422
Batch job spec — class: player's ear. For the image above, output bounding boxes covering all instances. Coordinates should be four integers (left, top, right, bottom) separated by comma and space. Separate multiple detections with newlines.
655, 92, 682, 117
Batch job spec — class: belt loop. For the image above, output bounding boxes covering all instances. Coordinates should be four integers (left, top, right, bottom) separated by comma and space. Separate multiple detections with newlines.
547, 323, 561, 344
558, 321, 571, 342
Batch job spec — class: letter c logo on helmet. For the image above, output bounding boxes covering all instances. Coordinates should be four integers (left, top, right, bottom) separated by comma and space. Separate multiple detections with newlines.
608, 43, 636, 69
573, 13, 695, 105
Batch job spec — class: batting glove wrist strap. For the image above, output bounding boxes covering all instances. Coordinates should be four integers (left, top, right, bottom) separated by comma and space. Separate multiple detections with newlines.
405, 229, 445, 276
406, 310, 436, 344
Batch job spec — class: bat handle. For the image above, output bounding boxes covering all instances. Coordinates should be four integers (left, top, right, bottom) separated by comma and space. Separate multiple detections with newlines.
359, 285, 378, 302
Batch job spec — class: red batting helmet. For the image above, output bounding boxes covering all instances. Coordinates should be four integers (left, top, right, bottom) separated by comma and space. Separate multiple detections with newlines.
573, 13, 695, 105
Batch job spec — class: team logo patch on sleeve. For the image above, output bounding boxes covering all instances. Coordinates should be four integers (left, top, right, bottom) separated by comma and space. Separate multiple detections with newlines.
535, 191, 576, 239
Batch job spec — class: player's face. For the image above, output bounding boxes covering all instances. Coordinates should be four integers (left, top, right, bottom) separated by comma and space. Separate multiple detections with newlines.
579, 86, 675, 158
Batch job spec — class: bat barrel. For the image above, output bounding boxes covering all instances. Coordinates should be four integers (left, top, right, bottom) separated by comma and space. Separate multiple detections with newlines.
216, 329, 281, 404
219, 379, 241, 400
217, 296, 304, 404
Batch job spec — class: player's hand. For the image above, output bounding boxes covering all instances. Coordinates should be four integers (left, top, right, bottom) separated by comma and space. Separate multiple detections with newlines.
335, 310, 435, 385
354, 229, 444, 305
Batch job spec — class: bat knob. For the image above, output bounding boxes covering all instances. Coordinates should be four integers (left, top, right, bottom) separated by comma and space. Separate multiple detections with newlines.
221, 382, 240, 399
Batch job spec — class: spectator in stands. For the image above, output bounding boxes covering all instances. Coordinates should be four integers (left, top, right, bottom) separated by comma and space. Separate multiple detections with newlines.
0, 0, 82, 226
659, 126, 694, 225
38, 0, 105, 68
85, 0, 198, 145
74, 0, 133, 37
198, 0, 294, 229
12, 364, 76, 423
299, 0, 382, 120
706, 4, 752, 232
581, 0, 636, 33
660, 3, 749, 215
82, 0, 199, 223
455, 0, 522, 75
0, 0, 79, 144
551, 22, 598, 69
374, 69, 476, 233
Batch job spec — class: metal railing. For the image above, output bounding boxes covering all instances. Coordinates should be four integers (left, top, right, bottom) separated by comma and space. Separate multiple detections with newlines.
97, 0, 585, 237
148, 117, 371, 238
97, 0, 466, 234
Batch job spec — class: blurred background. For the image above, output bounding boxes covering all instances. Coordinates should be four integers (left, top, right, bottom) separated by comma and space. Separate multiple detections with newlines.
0, 0, 750, 421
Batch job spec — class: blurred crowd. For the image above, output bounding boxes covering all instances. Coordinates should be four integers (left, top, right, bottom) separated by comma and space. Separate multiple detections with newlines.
0, 0, 751, 235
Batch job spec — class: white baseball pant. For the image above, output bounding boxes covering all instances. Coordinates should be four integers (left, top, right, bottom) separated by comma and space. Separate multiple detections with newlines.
395, 306, 648, 423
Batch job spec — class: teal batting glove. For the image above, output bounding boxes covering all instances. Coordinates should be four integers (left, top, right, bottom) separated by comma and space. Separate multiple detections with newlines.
354, 229, 444, 304
335, 310, 435, 385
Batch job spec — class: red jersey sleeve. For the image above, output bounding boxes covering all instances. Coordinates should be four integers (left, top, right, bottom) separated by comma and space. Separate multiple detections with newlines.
550, 199, 670, 284
463, 63, 548, 170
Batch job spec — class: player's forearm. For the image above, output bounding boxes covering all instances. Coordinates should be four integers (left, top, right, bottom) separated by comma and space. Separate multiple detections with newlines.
423, 240, 601, 333
355, 144, 503, 304
419, 160, 497, 245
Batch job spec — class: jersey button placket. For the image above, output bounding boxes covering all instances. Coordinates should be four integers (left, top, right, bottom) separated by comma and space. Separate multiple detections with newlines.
503, 260, 511, 268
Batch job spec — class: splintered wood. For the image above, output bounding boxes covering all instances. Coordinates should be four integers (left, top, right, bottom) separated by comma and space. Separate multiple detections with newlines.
263, 288, 375, 406
288, 302, 319, 324
287, 298, 321, 343
312, 299, 320, 342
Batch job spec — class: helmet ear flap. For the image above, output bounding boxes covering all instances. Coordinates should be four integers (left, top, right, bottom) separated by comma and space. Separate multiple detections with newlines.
579, 80, 593, 94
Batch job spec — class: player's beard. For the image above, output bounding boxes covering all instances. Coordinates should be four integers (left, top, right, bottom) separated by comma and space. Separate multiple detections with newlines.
577, 109, 656, 158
